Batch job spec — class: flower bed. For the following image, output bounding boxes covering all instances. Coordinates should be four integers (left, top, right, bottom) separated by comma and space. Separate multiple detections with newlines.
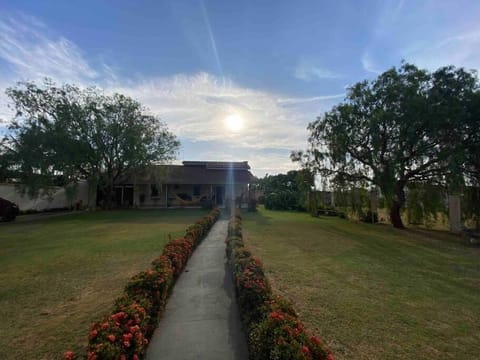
64, 208, 220, 360
226, 213, 334, 360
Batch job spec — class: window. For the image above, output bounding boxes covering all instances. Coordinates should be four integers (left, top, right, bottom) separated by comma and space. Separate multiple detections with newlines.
193, 185, 201, 196
151, 184, 159, 197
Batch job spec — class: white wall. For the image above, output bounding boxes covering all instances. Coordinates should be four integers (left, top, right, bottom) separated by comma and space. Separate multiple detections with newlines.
0, 182, 89, 211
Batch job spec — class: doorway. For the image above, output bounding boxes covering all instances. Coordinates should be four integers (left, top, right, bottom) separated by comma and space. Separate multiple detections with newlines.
215, 186, 225, 206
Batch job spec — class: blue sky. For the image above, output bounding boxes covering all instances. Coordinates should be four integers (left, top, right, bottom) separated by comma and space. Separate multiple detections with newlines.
1, 0, 480, 176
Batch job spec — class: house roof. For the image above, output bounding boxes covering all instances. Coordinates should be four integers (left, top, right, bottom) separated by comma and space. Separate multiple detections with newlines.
119, 161, 256, 185
182, 161, 251, 170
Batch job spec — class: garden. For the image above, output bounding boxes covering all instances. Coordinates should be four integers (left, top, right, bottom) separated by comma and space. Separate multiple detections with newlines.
0, 209, 211, 359
240, 207, 480, 359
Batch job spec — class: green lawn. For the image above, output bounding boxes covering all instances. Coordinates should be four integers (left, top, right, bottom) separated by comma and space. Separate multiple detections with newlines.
242, 207, 480, 360
0, 209, 206, 360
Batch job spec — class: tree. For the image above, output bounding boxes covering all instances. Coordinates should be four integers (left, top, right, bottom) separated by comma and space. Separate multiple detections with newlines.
257, 170, 312, 211
293, 63, 479, 228
1, 79, 180, 208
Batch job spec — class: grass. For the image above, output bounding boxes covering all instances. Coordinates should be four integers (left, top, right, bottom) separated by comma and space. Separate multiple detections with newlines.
242, 207, 480, 360
0, 209, 206, 360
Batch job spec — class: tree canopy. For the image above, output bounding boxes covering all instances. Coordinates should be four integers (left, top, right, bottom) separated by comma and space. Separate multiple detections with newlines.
0, 80, 180, 207
293, 63, 480, 228
257, 170, 313, 211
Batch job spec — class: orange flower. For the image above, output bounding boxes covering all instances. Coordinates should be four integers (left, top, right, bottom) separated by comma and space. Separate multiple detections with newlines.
63, 351, 75, 360
107, 334, 116, 342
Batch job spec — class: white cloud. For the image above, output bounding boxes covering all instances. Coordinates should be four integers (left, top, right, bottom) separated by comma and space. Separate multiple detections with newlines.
408, 31, 480, 71
361, 0, 480, 74
0, 14, 97, 84
0, 13, 343, 176
361, 51, 383, 74
108, 73, 314, 150
294, 58, 342, 81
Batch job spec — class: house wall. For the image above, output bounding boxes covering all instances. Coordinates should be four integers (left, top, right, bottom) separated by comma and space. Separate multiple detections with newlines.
134, 183, 248, 208
0, 181, 90, 211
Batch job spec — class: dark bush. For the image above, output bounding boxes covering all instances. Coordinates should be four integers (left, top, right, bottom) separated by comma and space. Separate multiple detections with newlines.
264, 191, 299, 211
177, 193, 192, 201
361, 210, 378, 223
200, 197, 213, 209
248, 198, 257, 212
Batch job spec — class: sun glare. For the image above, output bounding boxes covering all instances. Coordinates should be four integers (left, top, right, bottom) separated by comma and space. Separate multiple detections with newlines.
224, 113, 244, 132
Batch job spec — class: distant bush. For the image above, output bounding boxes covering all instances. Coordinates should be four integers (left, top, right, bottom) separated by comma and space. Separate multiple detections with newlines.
177, 193, 192, 201
257, 195, 265, 205
200, 197, 213, 210
226, 215, 334, 360
264, 191, 299, 211
360, 210, 378, 223
248, 198, 258, 212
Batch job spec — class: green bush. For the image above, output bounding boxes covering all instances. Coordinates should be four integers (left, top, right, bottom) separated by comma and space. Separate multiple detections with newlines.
264, 191, 299, 211
360, 210, 378, 223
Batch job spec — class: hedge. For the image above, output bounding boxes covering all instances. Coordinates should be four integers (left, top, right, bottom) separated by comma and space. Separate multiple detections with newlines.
64, 208, 220, 360
226, 213, 334, 360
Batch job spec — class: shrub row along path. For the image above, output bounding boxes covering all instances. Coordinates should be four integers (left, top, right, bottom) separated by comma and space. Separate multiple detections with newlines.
146, 219, 248, 360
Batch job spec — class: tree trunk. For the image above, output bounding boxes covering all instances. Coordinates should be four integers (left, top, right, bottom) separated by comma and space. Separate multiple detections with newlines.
389, 185, 406, 229
389, 201, 405, 229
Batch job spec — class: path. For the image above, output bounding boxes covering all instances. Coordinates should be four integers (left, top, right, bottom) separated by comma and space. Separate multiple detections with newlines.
146, 219, 249, 360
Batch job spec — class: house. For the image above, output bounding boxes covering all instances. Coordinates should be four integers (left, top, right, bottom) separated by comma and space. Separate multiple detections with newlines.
109, 161, 256, 208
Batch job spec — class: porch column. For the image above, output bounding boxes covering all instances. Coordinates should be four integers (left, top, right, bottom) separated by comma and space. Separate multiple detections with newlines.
448, 195, 462, 233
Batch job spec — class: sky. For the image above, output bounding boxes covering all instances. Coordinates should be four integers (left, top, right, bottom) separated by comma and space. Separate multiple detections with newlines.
1, 0, 480, 177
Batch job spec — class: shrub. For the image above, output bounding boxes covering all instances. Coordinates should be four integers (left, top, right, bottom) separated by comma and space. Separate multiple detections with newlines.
360, 210, 378, 223
65, 208, 220, 360
177, 193, 192, 201
200, 198, 213, 210
225, 214, 334, 360
248, 198, 258, 212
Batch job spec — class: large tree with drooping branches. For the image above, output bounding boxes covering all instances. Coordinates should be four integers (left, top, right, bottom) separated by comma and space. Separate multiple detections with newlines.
293, 63, 480, 228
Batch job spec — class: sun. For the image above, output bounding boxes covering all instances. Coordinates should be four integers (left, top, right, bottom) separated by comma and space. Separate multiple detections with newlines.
224, 113, 244, 132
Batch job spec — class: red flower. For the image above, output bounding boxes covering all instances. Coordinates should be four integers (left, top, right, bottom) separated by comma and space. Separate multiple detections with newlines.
129, 325, 140, 333
101, 322, 109, 330
89, 330, 98, 339
122, 333, 133, 342
63, 351, 75, 360
269, 311, 285, 321
87, 352, 97, 360
111, 311, 126, 323
302, 346, 310, 355
133, 355, 139, 360
326, 354, 335, 360
120, 355, 126, 360
107, 334, 116, 342
310, 336, 322, 345
123, 341, 131, 348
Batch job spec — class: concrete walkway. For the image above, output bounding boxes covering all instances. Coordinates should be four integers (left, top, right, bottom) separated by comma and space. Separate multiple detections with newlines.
146, 219, 248, 360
